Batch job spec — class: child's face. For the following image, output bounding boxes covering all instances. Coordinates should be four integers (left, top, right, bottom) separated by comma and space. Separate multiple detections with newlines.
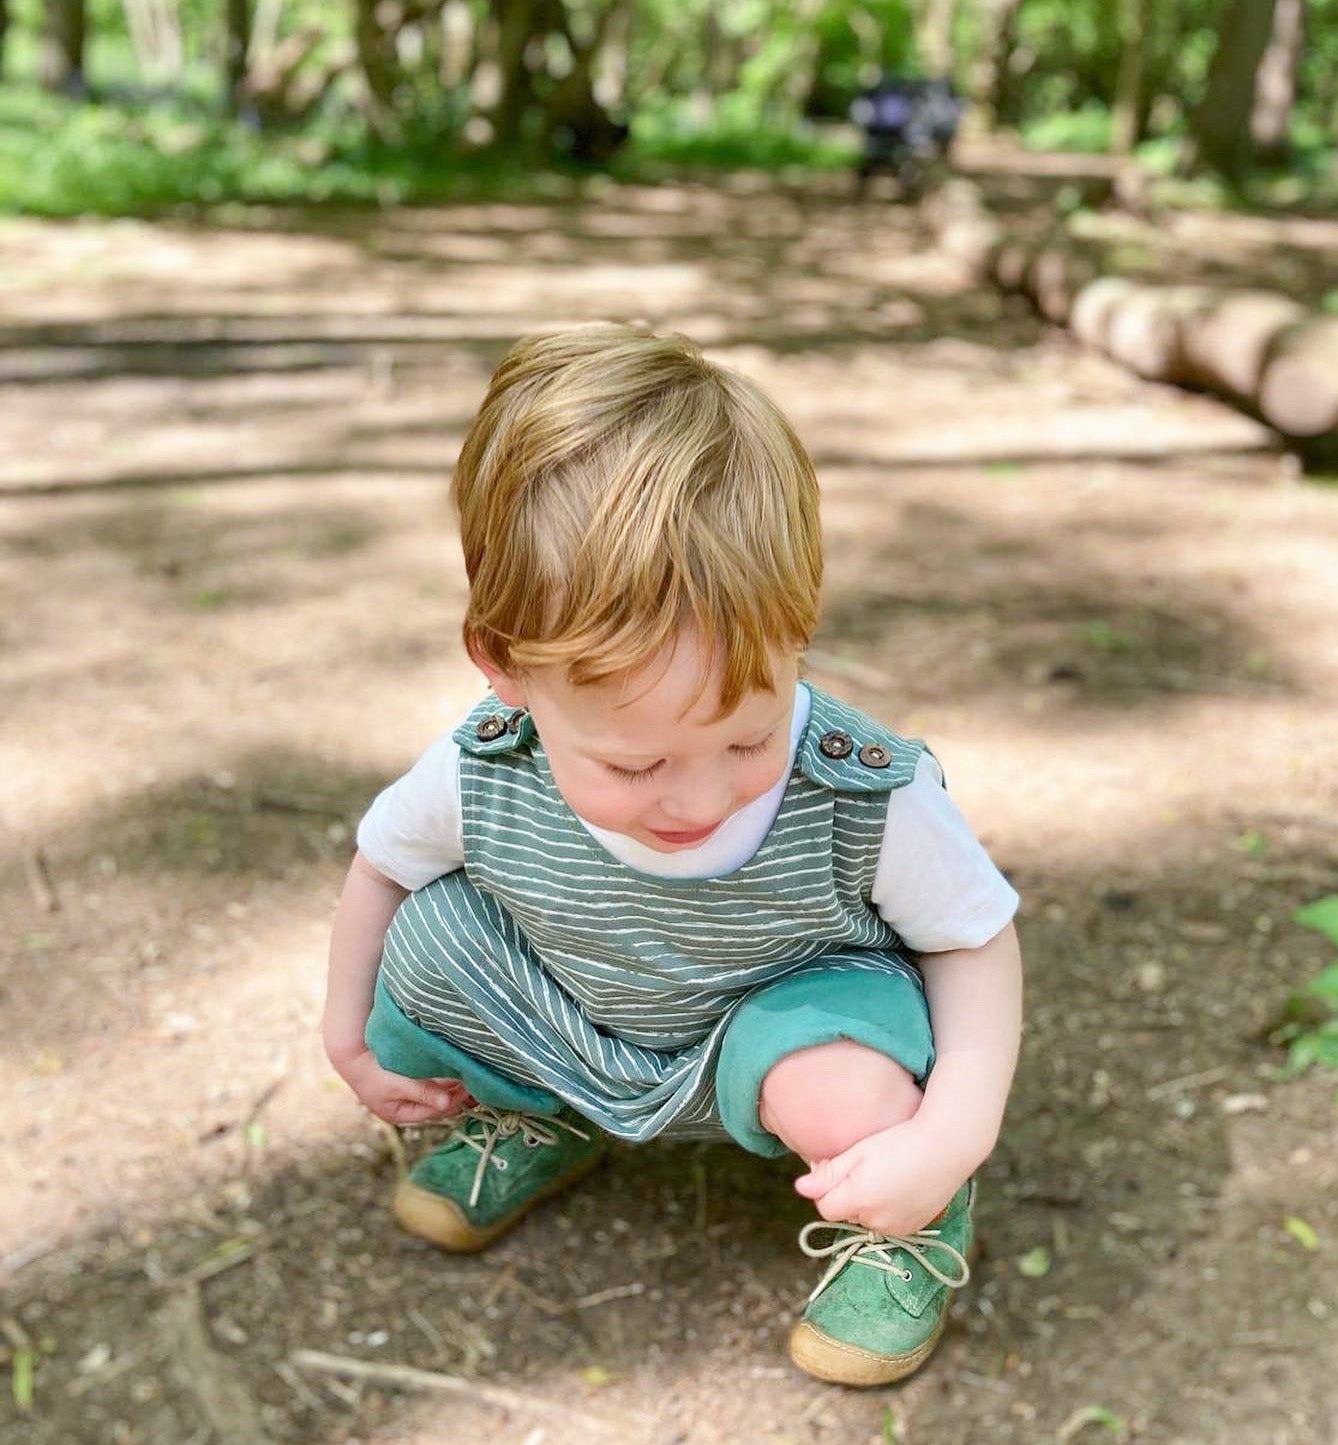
488, 632, 799, 852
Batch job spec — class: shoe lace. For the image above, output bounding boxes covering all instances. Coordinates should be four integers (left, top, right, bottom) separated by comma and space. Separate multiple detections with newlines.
446, 1105, 591, 1208
798, 1220, 971, 1306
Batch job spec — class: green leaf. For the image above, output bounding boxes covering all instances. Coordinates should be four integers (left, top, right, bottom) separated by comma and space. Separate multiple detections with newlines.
1283, 1216, 1320, 1251
1296, 896, 1338, 947
1017, 1245, 1052, 1278
1056, 1403, 1129, 1441
12, 1349, 34, 1412
883, 1405, 899, 1442
1305, 964, 1338, 1002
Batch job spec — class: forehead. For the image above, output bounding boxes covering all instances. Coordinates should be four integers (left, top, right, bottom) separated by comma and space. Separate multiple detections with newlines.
539, 634, 792, 743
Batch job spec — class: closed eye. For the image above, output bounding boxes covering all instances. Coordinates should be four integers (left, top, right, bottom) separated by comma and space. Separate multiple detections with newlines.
731, 733, 774, 758
604, 760, 664, 782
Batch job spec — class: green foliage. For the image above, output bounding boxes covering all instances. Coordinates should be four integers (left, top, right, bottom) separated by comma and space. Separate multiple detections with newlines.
0, 85, 544, 215
1, 0, 1335, 210
1022, 104, 1113, 155
1274, 898, 1338, 1076
630, 96, 857, 170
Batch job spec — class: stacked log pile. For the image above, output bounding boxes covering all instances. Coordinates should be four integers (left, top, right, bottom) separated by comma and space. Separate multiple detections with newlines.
931, 180, 1338, 464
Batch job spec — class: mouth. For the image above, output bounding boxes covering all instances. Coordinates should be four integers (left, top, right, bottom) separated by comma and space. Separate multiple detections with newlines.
648, 823, 721, 846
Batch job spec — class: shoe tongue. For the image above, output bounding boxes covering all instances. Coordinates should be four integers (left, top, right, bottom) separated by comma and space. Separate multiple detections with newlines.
879, 1248, 941, 1318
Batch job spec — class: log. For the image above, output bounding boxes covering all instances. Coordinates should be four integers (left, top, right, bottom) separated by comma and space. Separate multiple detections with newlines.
1069, 276, 1137, 350
1103, 285, 1194, 380
1026, 246, 1099, 325
1179, 290, 1306, 401
989, 237, 1034, 294
1257, 316, 1338, 438
927, 181, 1338, 461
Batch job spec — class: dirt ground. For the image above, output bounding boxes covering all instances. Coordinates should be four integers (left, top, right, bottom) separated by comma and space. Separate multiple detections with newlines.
3, 169, 1338, 1445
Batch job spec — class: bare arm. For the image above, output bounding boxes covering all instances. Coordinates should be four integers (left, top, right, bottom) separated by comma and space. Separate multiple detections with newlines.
915, 920, 1023, 1172
323, 851, 409, 1065
323, 851, 468, 1123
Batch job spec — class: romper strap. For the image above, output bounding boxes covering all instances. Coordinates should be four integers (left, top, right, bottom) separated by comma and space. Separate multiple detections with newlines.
453, 694, 537, 755
796, 686, 931, 794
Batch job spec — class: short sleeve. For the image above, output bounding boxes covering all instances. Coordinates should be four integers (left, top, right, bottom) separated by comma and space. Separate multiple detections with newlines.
355, 732, 465, 891
871, 753, 1019, 952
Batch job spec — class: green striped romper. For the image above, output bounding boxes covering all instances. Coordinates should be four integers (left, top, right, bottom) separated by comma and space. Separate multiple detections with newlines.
366, 686, 936, 1158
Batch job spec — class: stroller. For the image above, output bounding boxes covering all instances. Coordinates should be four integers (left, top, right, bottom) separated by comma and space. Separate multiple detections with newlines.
850, 76, 962, 199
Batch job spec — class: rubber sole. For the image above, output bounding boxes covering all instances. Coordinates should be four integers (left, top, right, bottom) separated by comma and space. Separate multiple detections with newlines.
788, 1305, 949, 1387
391, 1149, 605, 1253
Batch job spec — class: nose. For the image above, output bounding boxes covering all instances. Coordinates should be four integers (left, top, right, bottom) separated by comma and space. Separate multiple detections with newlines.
660, 767, 732, 828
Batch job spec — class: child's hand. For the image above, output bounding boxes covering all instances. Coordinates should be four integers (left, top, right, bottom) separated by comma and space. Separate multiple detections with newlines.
793, 1118, 967, 1238
335, 1048, 472, 1124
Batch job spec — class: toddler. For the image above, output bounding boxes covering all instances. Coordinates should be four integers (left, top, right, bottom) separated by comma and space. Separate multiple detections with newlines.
323, 325, 1022, 1386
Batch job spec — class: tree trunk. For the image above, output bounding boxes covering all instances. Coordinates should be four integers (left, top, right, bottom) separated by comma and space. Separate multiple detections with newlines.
917, 0, 958, 76
1110, 0, 1145, 153
1251, 0, 1304, 162
490, 0, 535, 146
352, 0, 399, 137
225, 0, 252, 113
1190, 0, 1280, 181
974, 0, 1023, 130
42, 0, 86, 92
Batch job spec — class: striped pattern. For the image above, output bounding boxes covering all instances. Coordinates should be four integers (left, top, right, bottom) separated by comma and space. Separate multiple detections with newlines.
380, 687, 926, 1143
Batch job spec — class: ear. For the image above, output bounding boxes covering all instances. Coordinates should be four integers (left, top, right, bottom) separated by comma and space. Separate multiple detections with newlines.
465, 631, 527, 708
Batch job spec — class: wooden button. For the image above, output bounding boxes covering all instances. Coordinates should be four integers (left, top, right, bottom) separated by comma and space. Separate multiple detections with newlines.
475, 713, 507, 741
858, 742, 892, 769
818, 729, 854, 759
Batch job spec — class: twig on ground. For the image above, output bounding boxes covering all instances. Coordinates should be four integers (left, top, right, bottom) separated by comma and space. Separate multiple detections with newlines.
407, 1307, 444, 1352
172, 1232, 273, 1288
25, 848, 59, 912
1, 1239, 55, 1276
273, 1359, 326, 1411
1146, 1064, 1232, 1100
243, 1077, 285, 1131
289, 1349, 645, 1434
66, 1347, 148, 1397
564, 1282, 645, 1312
159, 1284, 279, 1445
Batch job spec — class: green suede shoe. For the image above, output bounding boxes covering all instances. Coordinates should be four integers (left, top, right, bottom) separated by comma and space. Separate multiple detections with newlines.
788, 1184, 974, 1386
393, 1105, 604, 1252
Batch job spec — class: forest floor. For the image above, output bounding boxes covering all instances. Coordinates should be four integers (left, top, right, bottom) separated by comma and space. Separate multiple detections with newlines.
3, 161, 1338, 1445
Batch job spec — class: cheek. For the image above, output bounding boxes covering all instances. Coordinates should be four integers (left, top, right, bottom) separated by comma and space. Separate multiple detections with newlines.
738, 752, 788, 803
547, 757, 643, 827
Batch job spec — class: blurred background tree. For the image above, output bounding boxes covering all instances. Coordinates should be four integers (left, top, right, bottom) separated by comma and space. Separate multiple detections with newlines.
0, 0, 1333, 213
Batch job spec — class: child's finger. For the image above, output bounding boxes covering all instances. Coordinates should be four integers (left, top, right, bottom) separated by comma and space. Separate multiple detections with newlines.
402, 1078, 464, 1114
794, 1152, 851, 1201
811, 1174, 861, 1224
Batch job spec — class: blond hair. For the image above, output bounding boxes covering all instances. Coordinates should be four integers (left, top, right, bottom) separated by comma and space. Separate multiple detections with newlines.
452, 324, 822, 712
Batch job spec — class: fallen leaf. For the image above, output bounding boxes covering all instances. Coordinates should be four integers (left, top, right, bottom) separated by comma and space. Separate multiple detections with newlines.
1283, 1216, 1320, 1251
1056, 1403, 1128, 1441
1017, 1246, 1052, 1278
11, 1349, 34, 1411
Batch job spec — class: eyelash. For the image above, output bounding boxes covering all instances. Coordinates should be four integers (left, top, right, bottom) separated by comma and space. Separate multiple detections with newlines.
604, 737, 772, 783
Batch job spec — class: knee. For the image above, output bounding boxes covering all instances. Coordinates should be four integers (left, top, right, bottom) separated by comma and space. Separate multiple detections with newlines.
758, 1039, 922, 1161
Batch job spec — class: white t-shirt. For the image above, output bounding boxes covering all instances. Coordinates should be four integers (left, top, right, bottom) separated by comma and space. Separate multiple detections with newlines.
357, 684, 1018, 954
